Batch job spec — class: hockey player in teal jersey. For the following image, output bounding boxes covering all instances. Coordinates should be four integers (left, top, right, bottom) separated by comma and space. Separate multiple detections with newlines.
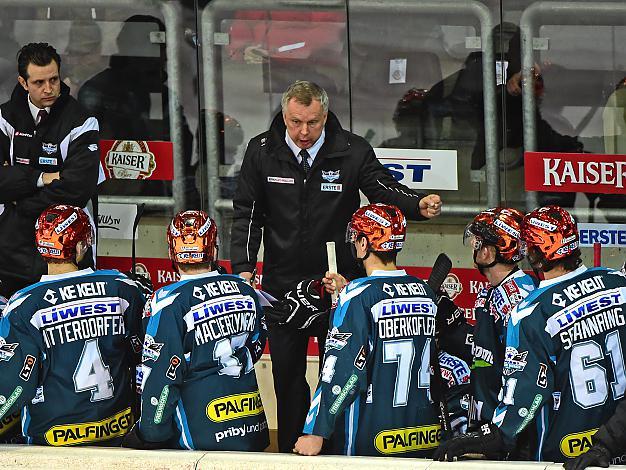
463, 208, 538, 429
294, 203, 441, 457
435, 206, 626, 463
0, 204, 145, 446
123, 210, 269, 451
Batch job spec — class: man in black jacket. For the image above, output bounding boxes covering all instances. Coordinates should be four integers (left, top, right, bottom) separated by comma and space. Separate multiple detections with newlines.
0, 43, 102, 297
230, 80, 442, 452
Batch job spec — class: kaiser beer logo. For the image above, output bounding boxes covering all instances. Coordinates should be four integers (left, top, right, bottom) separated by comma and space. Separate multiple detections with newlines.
525, 152, 626, 195
442, 273, 462, 300
105, 140, 156, 179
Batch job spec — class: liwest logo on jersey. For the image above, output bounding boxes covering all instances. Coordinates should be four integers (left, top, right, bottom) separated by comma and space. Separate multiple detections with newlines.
186, 294, 254, 324
374, 424, 441, 454
44, 407, 133, 446
185, 294, 257, 346
371, 297, 436, 320
545, 288, 625, 337
206, 390, 264, 422
560, 428, 598, 458
371, 297, 436, 339
31, 297, 125, 328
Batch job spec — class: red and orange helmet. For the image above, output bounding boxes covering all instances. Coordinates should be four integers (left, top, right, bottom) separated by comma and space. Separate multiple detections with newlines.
35, 205, 93, 261
520, 205, 579, 262
167, 210, 218, 265
463, 207, 524, 263
346, 203, 406, 252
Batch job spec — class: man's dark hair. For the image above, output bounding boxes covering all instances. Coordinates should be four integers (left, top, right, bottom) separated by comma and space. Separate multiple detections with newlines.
17, 43, 61, 80
559, 248, 582, 272
373, 251, 398, 265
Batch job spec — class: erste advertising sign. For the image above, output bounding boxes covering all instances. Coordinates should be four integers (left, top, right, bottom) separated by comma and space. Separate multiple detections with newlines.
374, 148, 458, 191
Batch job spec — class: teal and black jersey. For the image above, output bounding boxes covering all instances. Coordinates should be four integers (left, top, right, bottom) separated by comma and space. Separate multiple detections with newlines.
493, 266, 626, 462
304, 269, 441, 457
137, 271, 269, 451
0, 268, 145, 446
470, 268, 537, 425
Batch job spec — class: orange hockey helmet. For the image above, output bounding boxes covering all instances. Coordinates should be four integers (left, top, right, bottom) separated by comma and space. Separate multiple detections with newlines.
520, 205, 579, 263
167, 210, 218, 265
463, 207, 525, 264
35, 204, 93, 261
346, 203, 406, 253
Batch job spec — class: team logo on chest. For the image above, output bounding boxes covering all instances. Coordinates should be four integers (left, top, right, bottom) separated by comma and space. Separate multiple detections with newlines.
42, 143, 57, 154
0, 337, 19, 361
321, 170, 340, 182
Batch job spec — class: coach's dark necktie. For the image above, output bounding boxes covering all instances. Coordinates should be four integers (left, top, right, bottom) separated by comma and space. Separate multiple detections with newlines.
299, 149, 310, 174
37, 109, 48, 125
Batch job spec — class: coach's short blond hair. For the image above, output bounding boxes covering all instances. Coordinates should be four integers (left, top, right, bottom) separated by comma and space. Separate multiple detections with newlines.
281, 80, 329, 113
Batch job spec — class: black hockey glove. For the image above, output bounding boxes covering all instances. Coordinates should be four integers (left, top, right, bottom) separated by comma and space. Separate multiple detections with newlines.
124, 271, 154, 299
563, 444, 611, 470
436, 293, 465, 335
433, 422, 506, 461
121, 424, 167, 450
435, 292, 474, 364
265, 279, 330, 330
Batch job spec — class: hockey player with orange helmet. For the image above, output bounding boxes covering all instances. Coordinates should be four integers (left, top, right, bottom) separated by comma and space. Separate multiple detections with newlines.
461, 208, 538, 434
0, 204, 145, 445
436, 206, 626, 464
294, 203, 441, 456
124, 210, 269, 451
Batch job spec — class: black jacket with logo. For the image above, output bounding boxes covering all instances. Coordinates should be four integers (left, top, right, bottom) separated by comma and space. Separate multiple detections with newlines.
0, 82, 101, 293
231, 111, 427, 297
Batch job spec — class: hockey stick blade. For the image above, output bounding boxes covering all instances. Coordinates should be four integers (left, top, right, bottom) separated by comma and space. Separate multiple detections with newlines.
131, 203, 146, 276
427, 253, 452, 293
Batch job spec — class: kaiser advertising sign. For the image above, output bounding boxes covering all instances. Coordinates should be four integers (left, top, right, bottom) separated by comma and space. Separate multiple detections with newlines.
374, 148, 458, 190
525, 152, 626, 194
100, 140, 174, 180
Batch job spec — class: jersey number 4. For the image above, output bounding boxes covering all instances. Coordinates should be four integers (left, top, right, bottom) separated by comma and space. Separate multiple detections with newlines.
73, 339, 114, 402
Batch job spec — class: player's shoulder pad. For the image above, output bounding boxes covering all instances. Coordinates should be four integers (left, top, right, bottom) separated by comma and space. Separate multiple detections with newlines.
509, 295, 541, 327
143, 286, 181, 325
2, 290, 32, 319
338, 277, 374, 305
